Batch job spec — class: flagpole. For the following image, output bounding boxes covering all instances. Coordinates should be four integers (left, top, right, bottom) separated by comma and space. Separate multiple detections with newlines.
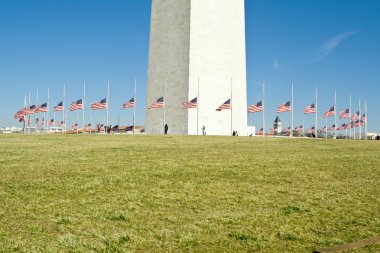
107, 80, 110, 128
28, 92, 31, 134
23, 94, 27, 134
358, 97, 361, 140
325, 118, 328, 139
197, 77, 200, 136
163, 79, 166, 134
262, 80, 265, 137
349, 93, 352, 139
231, 78, 233, 136
47, 87, 50, 132
334, 89, 337, 139
36, 88, 39, 131
365, 100, 368, 140
83, 81, 86, 134
132, 78, 136, 133
63, 83, 66, 134
315, 86, 318, 138
291, 82, 294, 137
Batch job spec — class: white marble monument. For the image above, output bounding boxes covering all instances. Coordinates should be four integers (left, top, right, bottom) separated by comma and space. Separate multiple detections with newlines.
145, 0, 247, 135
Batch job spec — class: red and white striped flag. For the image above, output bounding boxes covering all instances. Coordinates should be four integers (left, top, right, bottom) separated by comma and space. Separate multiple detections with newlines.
304, 103, 316, 114
323, 106, 335, 118
70, 99, 83, 111
36, 103, 48, 113
182, 97, 197, 109
91, 99, 107, 110
248, 101, 263, 113
339, 109, 350, 119
277, 101, 291, 113
216, 99, 231, 111
148, 97, 164, 109
122, 97, 135, 109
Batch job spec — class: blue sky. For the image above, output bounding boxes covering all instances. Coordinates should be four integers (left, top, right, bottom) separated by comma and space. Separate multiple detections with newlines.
1, 0, 379, 132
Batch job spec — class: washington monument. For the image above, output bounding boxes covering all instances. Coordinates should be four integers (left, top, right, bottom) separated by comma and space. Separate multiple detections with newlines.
145, 0, 247, 135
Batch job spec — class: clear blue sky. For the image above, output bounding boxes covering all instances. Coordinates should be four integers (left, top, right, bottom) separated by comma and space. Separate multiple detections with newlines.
1, 0, 379, 132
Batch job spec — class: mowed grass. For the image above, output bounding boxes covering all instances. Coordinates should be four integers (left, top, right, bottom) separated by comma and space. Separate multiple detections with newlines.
0, 135, 379, 252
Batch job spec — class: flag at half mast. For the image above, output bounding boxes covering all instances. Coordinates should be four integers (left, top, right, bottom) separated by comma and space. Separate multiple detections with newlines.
339, 109, 350, 119
36, 103, 48, 113
304, 103, 316, 114
216, 99, 231, 111
248, 101, 263, 113
277, 101, 291, 113
54, 102, 64, 112
351, 111, 360, 121
122, 97, 135, 109
70, 99, 83, 111
91, 98, 107, 110
323, 106, 335, 118
148, 97, 164, 109
182, 97, 197, 109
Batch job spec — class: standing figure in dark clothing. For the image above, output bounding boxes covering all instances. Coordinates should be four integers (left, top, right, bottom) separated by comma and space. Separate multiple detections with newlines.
164, 124, 168, 135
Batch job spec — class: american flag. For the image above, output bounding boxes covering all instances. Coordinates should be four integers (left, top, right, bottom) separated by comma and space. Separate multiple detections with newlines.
36, 118, 41, 127
182, 97, 198, 109
216, 99, 231, 111
58, 121, 65, 127
148, 97, 165, 109
122, 97, 135, 109
304, 103, 316, 114
323, 106, 335, 118
353, 119, 361, 128
36, 103, 48, 113
54, 102, 64, 112
269, 128, 275, 133
24, 105, 36, 115
91, 98, 107, 110
295, 125, 303, 132
27, 117, 31, 125
360, 114, 366, 125
71, 123, 78, 130
85, 123, 92, 130
307, 126, 315, 134
256, 128, 264, 135
14, 108, 26, 119
18, 115, 25, 122
49, 119, 54, 126
351, 111, 360, 121
277, 101, 291, 113
319, 126, 327, 133
283, 127, 291, 133
70, 99, 83, 111
337, 123, 347, 130
339, 109, 350, 119
328, 124, 336, 131
248, 101, 263, 113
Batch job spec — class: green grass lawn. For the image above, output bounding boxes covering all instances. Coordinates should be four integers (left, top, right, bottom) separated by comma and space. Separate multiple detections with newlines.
0, 135, 379, 252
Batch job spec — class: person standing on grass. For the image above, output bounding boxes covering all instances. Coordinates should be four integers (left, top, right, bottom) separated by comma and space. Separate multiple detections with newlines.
202, 125, 206, 135
164, 124, 168, 135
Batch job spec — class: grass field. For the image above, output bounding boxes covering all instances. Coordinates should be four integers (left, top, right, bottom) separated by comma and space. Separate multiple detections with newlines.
0, 134, 379, 252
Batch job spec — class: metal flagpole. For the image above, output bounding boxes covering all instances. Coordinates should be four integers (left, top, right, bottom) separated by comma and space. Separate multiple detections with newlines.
163, 79, 166, 134
28, 92, 31, 134
47, 87, 50, 132
365, 100, 368, 140
302, 118, 305, 136
263, 81, 265, 137
63, 83, 66, 134
23, 94, 27, 134
231, 78, 233, 136
325, 118, 328, 139
315, 86, 318, 138
83, 81, 86, 134
77, 111, 79, 134
358, 97, 361, 140
133, 78, 136, 133
36, 89, 39, 131
107, 80, 110, 128
349, 93, 352, 139
197, 77, 200, 135
90, 112, 93, 134
291, 82, 294, 137
334, 89, 337, 139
